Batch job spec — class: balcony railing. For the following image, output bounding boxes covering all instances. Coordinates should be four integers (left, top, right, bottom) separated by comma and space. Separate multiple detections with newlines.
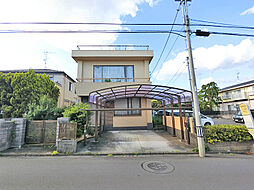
76, 77, 150, 83
222, 92, 248, 100
76, 44, 149, 50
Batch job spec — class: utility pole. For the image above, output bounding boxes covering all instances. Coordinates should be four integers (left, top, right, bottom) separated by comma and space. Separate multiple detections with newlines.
176, 0, 205, 157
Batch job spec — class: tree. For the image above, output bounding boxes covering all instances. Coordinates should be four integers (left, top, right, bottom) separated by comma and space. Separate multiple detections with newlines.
198, 82, 221, 111
25, 95, 64, 120
0, 70, 59, 118
151, 100, 162, 108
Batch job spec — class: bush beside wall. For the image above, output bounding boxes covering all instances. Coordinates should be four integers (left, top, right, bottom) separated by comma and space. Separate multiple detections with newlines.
203, 125, 253, 144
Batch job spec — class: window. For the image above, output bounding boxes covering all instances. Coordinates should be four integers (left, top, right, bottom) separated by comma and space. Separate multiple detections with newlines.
114, 98, 141, 116
69, 82, 72, 91
93, 65, 134, 82
81, 96, 89, 103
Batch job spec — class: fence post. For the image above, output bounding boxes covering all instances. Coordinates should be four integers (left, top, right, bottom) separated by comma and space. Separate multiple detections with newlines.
95, 97, 99, 141
84, 111, 88, 146
163, 100, 167, 131
171, 99, 176, 137
178, 97, 184, 140
99, 104, 102, 137
41, 120, 46, 144
103, 110, 106, 132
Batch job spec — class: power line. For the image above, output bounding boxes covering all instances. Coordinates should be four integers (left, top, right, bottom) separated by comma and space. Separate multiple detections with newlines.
0, 29, 186, 35
190, 18, 238, 26
0, 21, 184, 26
166, 60, 186, 85
152, 30, 182, 80
150, 4, 181, 76
170, 65, 187, 84
2, 21, 254, 30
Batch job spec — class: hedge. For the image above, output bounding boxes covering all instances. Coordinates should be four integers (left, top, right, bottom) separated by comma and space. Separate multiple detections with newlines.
203, 125, 253, 144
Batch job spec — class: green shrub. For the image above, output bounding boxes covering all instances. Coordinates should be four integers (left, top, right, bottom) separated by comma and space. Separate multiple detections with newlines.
152, 115, 163, 126
62, 103, 92, 138
203, 124, 253, 144
25, 95, 65, 120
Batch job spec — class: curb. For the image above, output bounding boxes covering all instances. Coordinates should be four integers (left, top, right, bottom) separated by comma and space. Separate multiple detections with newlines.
0, 151, 198, 157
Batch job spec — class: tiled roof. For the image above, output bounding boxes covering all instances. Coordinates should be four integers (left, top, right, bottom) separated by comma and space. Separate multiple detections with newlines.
0, 69, 63, 74
0, 69, 76, 82
220, 80, 254, 92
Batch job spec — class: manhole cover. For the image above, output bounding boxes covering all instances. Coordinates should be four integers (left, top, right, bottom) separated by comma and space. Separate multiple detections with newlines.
141, 161, 175, 174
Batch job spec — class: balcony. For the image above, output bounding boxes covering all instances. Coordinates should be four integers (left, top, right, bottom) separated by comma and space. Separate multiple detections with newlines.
76, 77, 150, 83
222, 92, 248, 100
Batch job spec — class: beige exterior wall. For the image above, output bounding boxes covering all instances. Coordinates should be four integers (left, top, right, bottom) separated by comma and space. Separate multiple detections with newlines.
72, 50, 153, 128
75, 60, 151, 96
113, 98, 152, 127
55, 74, 80, 107
73, 50, 152, 96
219, 83, 254, 111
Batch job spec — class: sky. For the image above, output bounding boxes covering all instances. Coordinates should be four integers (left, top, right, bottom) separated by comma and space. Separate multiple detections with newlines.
0, 0, 254, 91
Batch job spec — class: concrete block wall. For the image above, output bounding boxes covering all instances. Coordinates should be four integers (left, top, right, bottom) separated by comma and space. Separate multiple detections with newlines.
0, 120, 13, 151
56, 118, 77, 153
0, 118, 26, 152
11, 118, 26, 148
56, 117, 70, 147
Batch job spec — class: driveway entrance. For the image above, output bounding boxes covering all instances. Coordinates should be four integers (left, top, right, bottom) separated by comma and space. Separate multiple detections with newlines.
78, 130, 193, 154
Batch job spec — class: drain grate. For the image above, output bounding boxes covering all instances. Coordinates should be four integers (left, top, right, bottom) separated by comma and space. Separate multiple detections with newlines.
141, 161, 175, 174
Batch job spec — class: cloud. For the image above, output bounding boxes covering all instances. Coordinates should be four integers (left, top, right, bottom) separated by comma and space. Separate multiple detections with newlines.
240, 6, 254, 15
155, 38, 254, 81
0, 0, 156, 78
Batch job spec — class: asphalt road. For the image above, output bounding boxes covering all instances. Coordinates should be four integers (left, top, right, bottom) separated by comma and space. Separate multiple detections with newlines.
213, 118, 244, 125
0, 155, 254, 190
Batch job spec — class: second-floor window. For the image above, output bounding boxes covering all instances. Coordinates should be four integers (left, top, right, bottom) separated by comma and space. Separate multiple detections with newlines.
69, 82, 72, 91
93, 65, 134, 82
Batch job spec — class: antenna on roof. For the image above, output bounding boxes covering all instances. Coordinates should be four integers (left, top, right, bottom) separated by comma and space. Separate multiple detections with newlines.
237, 72, 240, 82
43, 50, 55, 68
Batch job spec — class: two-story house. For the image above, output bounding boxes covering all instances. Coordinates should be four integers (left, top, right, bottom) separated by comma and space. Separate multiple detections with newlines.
0, 69, 79, 107
219, 80, 254, 114
72, 47, 154, 130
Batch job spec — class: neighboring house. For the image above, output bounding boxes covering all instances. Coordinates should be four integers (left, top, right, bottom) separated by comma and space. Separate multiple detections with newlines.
0, 69, 79, 107
219, 80, 254, 114
72, 47, 154, 129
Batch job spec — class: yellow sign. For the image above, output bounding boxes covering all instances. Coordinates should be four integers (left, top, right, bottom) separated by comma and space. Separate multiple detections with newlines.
248, 129, 254, 138
240, 103, 250, 116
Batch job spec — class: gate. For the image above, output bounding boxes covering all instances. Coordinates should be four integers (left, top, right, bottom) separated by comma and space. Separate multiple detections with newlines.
25, 120, 57, 145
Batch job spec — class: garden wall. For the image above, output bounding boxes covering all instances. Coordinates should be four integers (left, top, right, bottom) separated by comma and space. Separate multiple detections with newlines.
0, 118, 26, 152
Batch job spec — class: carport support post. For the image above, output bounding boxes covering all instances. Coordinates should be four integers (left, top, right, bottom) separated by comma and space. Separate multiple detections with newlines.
171, 99, 176, 137
84, 110, 88, 146
178, 97, 185, 140
103, 109, 106, 132
95, 97, 99, 141
99, 101, 102, 137
163, 100, 167, 131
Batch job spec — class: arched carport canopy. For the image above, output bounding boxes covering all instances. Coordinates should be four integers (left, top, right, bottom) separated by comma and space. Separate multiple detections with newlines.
89, 84, 192, 106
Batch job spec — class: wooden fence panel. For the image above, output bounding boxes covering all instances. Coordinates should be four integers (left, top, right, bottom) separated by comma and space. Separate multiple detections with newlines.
25, 120, 57, 145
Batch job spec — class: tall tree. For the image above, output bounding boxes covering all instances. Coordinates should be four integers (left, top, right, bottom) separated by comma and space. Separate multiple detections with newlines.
198, 82, 221, 111
0, 70, 59, 118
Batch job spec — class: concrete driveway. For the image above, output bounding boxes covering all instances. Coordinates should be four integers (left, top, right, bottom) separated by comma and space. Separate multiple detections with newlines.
78, 130, 193, 154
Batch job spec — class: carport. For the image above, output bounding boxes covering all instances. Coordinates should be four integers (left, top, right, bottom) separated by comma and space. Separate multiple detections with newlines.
83, 84, 196, 146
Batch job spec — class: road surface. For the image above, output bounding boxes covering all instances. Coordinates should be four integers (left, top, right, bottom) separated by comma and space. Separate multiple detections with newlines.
0, 154, 253, 190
